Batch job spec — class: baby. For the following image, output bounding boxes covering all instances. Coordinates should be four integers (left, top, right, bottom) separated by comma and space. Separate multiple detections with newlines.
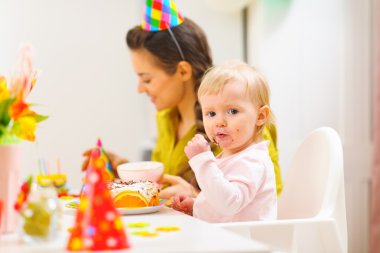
172, 60, 277, 222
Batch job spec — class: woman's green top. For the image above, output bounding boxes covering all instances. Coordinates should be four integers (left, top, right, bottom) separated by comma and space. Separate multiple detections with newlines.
151, 108, 283, 195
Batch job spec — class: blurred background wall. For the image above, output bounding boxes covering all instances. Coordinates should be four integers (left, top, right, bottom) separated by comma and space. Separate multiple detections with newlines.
247, 1, 374, 252
0, 0, 244, 185
0, 0, 376, 252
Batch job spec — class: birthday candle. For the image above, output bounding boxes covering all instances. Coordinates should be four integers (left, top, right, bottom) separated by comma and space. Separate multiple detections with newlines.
57, 159, 61, 174
46, 160, 50, 175
38, 159, 42, 174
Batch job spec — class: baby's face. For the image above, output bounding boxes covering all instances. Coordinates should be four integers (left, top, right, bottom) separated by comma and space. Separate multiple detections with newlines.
200, 81, 259, 156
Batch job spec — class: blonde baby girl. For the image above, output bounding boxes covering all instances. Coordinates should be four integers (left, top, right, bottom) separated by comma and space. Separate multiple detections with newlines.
171, 60, 277, 223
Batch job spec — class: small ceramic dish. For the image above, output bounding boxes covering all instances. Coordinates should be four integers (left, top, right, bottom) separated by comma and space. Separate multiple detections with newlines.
117, 161, 164, 183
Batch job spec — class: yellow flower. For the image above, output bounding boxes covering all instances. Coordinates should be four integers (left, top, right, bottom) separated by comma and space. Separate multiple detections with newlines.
0, 76, 10, 100
11, 116, 37, 141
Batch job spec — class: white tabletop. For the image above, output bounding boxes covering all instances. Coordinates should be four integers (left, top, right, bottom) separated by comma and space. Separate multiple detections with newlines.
0, 206, 271, 253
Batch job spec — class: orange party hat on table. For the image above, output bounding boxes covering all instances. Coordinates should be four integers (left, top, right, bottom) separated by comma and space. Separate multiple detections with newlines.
67, 148, 129, 251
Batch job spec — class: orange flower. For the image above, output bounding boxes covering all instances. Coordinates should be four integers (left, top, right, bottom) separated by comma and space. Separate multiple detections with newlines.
9, 98, 30, 120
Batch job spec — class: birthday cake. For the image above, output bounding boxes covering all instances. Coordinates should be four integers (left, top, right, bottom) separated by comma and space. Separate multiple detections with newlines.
107, 180, 159, 208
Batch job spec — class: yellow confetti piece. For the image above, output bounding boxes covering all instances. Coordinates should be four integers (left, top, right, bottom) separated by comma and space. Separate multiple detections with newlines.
67, 227, 74, 233
60, 196, 74, 200
127, 222, 150, 228
156, 226, 180, 232
132, 231, 158, 237
65, 201, 79, 209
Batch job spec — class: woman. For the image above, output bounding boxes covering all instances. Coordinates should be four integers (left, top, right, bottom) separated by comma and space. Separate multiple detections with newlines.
82, 1, 282, 198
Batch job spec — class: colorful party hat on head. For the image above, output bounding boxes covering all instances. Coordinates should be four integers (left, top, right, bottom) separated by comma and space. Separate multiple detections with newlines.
67, 149, 129, 251
142, 0, 184, 31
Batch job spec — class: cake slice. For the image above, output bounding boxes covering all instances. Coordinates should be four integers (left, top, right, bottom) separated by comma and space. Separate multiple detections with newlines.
107, 180, 159, 208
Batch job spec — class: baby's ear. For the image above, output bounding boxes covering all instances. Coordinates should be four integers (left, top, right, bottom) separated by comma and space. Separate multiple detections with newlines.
256, 105, 270, 126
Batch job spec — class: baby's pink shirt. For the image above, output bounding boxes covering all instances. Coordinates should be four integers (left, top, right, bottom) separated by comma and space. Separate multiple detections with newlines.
190, 141, 277, 223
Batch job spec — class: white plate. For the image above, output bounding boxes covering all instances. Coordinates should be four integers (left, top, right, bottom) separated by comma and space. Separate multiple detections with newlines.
117, 205, 163, 215
62, 198, 165, 215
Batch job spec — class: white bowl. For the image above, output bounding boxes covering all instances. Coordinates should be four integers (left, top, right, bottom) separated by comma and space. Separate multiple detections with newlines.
117, 161, 164, 183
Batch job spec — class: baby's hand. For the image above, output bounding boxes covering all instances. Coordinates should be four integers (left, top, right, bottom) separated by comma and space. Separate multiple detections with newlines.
184, 134, 210, 159
171, 194, 194, 216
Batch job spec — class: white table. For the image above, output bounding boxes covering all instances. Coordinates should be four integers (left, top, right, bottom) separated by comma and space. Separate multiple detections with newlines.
0, 207, 271, 253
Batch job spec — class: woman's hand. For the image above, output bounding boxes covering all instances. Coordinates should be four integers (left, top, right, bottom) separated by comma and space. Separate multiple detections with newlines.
184, 134, 210, 160
171, 194, 194, 216
81, 149, 129, 173
158, 174, 199, 199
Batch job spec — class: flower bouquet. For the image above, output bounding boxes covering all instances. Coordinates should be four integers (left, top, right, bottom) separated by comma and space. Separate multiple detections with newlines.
0, 45, 48, 144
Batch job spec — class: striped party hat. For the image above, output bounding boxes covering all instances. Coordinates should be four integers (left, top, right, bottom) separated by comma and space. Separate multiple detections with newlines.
142, 0, 184, 31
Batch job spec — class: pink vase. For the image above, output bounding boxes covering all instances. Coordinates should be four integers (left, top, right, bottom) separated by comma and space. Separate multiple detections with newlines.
0, 145, 21, 234
0, 199, 3, 231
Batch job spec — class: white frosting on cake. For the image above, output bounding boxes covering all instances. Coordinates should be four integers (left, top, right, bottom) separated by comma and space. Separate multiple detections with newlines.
108, 180, 158, 202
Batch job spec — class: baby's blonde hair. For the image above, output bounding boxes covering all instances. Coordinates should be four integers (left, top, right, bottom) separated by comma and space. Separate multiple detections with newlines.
198, 60, 275, 140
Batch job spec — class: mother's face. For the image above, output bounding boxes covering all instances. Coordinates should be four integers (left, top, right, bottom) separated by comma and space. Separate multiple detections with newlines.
130, 49, 186, 111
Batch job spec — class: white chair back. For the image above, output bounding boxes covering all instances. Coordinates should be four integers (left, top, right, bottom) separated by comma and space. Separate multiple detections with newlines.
278, 127, 344, 220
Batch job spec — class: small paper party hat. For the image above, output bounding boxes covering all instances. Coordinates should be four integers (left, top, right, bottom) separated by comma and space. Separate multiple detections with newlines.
142, 0, 184, 31
79, 139, 114, 198
67, 149, 129, 251
96, 138, 115, 182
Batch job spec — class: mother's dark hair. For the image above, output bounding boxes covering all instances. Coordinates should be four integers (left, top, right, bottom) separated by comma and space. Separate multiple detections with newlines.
126, 18, 213, 188
127, 18, 212, 82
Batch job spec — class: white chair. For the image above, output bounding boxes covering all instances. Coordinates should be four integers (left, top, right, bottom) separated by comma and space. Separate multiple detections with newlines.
215, 127, 347, 253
